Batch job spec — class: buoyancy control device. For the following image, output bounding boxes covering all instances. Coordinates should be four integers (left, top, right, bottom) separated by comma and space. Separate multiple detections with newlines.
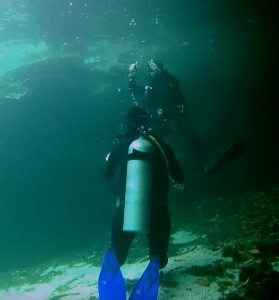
123, 136, 154, 233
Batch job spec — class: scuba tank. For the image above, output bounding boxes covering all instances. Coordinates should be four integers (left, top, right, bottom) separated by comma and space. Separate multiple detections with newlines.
123, 135, 154, 233
111, 107, 182, 233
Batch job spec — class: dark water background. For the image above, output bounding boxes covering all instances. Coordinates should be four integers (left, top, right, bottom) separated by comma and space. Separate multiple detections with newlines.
0, 0, 278, 271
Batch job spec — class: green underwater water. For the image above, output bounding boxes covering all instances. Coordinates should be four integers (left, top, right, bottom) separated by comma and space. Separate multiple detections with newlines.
0, 0, 278, 298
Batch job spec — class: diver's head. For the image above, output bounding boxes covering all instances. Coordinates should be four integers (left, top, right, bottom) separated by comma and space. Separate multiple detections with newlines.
126, 106, 149, 131
145, 59, 163, 80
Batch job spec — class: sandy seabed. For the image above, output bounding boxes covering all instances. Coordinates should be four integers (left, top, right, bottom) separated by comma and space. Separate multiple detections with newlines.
1, 187, 279, 300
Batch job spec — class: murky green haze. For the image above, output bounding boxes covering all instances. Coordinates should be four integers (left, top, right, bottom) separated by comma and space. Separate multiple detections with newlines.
0, 0, 278, 271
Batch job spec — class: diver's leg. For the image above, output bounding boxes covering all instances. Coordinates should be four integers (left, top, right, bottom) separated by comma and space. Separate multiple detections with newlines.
147, 204, 171, 269
111, 205, 136, 266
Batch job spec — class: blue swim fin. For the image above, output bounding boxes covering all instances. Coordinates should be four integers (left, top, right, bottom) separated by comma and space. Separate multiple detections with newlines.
129, 256, 160, 300
98, 246, 126, 300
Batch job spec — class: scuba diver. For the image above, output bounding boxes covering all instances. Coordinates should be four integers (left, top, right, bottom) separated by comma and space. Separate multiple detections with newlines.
98, 107, 246, 299
129, 59, 186, 118
99, 106, 185, 299
103, 106, 185, 270
128, 59, 205, 172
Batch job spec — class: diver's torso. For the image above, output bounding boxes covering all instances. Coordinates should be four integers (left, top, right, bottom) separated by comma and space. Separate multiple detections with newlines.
145, 74, 183, 118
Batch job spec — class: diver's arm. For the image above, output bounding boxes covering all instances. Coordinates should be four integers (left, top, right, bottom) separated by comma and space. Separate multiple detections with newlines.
103, 146, 120, 182
163, 142, 184, 184
166, 71, 188, 117
103, 139, 130, 182
175, 89, 188, 117
148, 136, 184, 184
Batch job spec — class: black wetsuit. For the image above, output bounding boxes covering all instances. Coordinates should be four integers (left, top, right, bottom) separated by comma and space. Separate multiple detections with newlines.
129, 70, 204, 170
129, 70, 187, 118
103, 131, 184, 269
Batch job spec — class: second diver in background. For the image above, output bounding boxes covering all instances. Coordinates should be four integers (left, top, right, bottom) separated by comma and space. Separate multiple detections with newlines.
128, 59, 205, 172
